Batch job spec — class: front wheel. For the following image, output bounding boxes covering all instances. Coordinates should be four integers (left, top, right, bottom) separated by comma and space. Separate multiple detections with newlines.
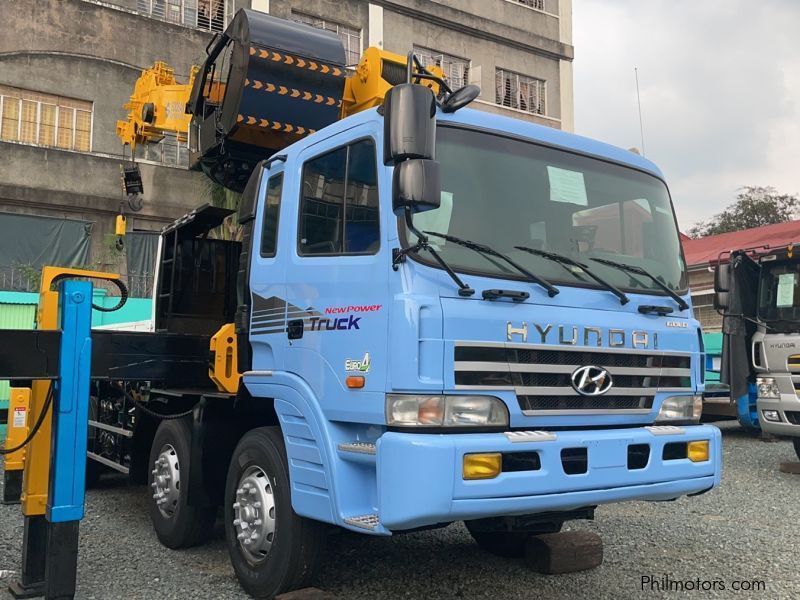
793, 439, 800, 461
224, 427, 327, 598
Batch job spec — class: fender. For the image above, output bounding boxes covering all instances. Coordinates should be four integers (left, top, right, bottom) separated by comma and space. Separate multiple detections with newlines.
243, 371, 342, 526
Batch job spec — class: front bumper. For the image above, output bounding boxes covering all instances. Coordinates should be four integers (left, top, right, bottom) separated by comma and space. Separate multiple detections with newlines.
757, 392, 800, 437
377, 424, 721, 531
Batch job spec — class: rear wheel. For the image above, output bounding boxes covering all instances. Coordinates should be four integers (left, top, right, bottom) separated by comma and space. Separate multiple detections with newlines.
465, 520, 563, 558
793, 439, 800, 461
148, 418, 216, 548
224, 427, 326, 598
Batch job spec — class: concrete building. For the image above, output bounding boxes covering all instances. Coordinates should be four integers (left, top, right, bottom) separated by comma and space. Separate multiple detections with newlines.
0, 0, 574, 294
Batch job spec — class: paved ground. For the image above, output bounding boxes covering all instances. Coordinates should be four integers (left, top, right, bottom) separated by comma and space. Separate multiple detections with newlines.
1, 421, 799, 599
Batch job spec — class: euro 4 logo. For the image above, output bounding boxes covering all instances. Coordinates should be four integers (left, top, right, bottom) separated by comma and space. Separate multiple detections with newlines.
345, 352, 371, 373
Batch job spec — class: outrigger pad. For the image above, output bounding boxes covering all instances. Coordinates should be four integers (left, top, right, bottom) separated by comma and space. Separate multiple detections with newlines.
524, 530, 603, 574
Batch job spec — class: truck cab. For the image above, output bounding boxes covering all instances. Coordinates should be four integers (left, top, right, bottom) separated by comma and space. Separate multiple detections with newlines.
726, 248, 800, 454
205, 88, 721, 594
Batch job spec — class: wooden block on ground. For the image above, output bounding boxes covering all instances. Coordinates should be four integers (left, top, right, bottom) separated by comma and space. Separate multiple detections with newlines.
276, 588, 336, 600
525, 530, 603, 574
779, 461, 800, 474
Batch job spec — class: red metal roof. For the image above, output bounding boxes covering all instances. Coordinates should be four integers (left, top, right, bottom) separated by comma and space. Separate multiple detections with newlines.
682, 220, 800, 267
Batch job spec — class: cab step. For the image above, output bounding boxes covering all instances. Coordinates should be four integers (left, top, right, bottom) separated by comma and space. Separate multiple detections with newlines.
343, 513, 380, 531
337, 441, 376, 455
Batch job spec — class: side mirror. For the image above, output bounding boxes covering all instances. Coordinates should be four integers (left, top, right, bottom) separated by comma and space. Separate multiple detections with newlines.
392, 159, 441, 216
383, 83, 436, 166
714, 263, 731, 293
713, 263, 731, 311
441, 84, 480, 113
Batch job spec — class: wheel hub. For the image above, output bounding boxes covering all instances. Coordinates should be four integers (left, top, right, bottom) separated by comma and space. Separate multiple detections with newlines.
232, 466, 276, 563
150, 443, 180, 518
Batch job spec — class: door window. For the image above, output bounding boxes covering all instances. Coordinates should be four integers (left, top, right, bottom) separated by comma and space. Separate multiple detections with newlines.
298, 139, 379, 255
260, 172, 283, 257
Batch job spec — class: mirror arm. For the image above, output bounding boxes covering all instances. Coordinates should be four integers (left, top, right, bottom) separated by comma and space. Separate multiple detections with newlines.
392, 208, 474, 297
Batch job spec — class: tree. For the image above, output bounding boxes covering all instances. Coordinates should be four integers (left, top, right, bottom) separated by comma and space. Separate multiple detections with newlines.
688, 186, 799, 238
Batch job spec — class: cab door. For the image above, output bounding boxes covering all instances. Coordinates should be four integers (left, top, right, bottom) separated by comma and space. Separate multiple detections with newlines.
247, 162, 289, 372
284, 125, 390, 424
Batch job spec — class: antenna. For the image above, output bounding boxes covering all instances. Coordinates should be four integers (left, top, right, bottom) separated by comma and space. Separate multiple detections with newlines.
634, 66, 646, 156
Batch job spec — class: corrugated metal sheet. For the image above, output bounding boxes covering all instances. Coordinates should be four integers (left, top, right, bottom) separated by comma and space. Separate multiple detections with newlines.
0, 302, 36, 440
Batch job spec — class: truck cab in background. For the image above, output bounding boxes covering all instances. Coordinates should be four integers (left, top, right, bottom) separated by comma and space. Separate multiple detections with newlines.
714, 246, 800, 458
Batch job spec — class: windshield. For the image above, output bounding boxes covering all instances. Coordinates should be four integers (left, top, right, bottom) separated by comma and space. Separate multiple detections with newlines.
406, 126, 688, 294
758, 260, 800, 327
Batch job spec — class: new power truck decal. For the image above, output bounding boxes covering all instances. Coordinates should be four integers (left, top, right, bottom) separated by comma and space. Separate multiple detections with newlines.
250, 295, 378, 335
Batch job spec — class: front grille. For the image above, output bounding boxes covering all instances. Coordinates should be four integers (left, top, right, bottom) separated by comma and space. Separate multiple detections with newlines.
518, 395, 654, 411
785, 411, 800, 425
455, 342, 692, 415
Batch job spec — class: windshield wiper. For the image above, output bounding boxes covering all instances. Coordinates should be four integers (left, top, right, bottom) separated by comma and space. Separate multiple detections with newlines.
392, 230, 475, 297
425, 232, 559, 297
514, 246, 630, 305
590, 256, 689, 311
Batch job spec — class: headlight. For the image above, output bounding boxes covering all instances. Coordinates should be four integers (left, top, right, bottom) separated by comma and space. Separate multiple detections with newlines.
386, 394, 509, 427
756, 377, 780, 399
656, 395, 702, 423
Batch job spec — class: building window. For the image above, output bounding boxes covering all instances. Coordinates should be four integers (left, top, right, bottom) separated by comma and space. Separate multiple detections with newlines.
413, 46, 470, 90
299, 139, 379, 256
292, 11, 362, 66
139, 132, 189, 167
0, 85, 92, 152
137, 0, 232, 33
495, 68, 546, 115
514, 0, 545, 10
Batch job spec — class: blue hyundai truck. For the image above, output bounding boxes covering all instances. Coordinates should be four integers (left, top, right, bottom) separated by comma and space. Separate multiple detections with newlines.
76, 10, 722, 598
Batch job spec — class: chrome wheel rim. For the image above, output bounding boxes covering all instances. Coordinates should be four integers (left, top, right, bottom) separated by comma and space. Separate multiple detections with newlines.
151, 443, 180, 518
233, 465, 276, 563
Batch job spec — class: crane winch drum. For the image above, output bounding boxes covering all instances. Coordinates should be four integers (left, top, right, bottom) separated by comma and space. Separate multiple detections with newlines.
188, 9, 347, 191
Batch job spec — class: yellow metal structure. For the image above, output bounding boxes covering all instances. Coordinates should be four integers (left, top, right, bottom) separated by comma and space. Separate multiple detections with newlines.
341, 47, 444, 118
116, 62, 198, 152
3, 387, 32, 474
20, 266, 119, 516
119, 49, 447, 154
209, 323, 240, 394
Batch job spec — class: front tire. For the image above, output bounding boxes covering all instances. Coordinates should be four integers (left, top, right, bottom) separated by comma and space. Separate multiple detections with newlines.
794, 439, 800, 461
224, 427, 326, 598
148, 418, 216, 548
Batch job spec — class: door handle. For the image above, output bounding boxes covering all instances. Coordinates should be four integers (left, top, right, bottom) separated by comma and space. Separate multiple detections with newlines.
287, 319, 304, 340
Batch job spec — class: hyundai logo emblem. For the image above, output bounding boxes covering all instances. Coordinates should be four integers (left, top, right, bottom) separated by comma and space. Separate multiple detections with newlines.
571, 365, 613, 396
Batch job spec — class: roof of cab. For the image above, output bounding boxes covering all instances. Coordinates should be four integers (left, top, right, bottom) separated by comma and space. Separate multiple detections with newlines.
287, 104, 665, 180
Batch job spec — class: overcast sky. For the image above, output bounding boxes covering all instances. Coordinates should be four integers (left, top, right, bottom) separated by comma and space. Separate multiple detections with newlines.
573, 0, 800, 231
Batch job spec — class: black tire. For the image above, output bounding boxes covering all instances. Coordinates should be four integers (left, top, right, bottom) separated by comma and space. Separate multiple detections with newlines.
465, 520, 563, 558
794, 439, 800, 461
224, 427, 327, 598
148, 418, 216, 549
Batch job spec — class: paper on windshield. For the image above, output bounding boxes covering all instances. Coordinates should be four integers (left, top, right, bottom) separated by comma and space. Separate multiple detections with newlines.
547, 166, 588, 206
777, 273, 796, 307
413, 191, 454, 249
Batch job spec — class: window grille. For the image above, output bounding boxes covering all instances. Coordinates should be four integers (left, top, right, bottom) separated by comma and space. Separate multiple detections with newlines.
495, 68, 546, 115
0, 85, 92, 152
137, 0, 232, 33
413, 46, 470, 90
292, 11, 362, 67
